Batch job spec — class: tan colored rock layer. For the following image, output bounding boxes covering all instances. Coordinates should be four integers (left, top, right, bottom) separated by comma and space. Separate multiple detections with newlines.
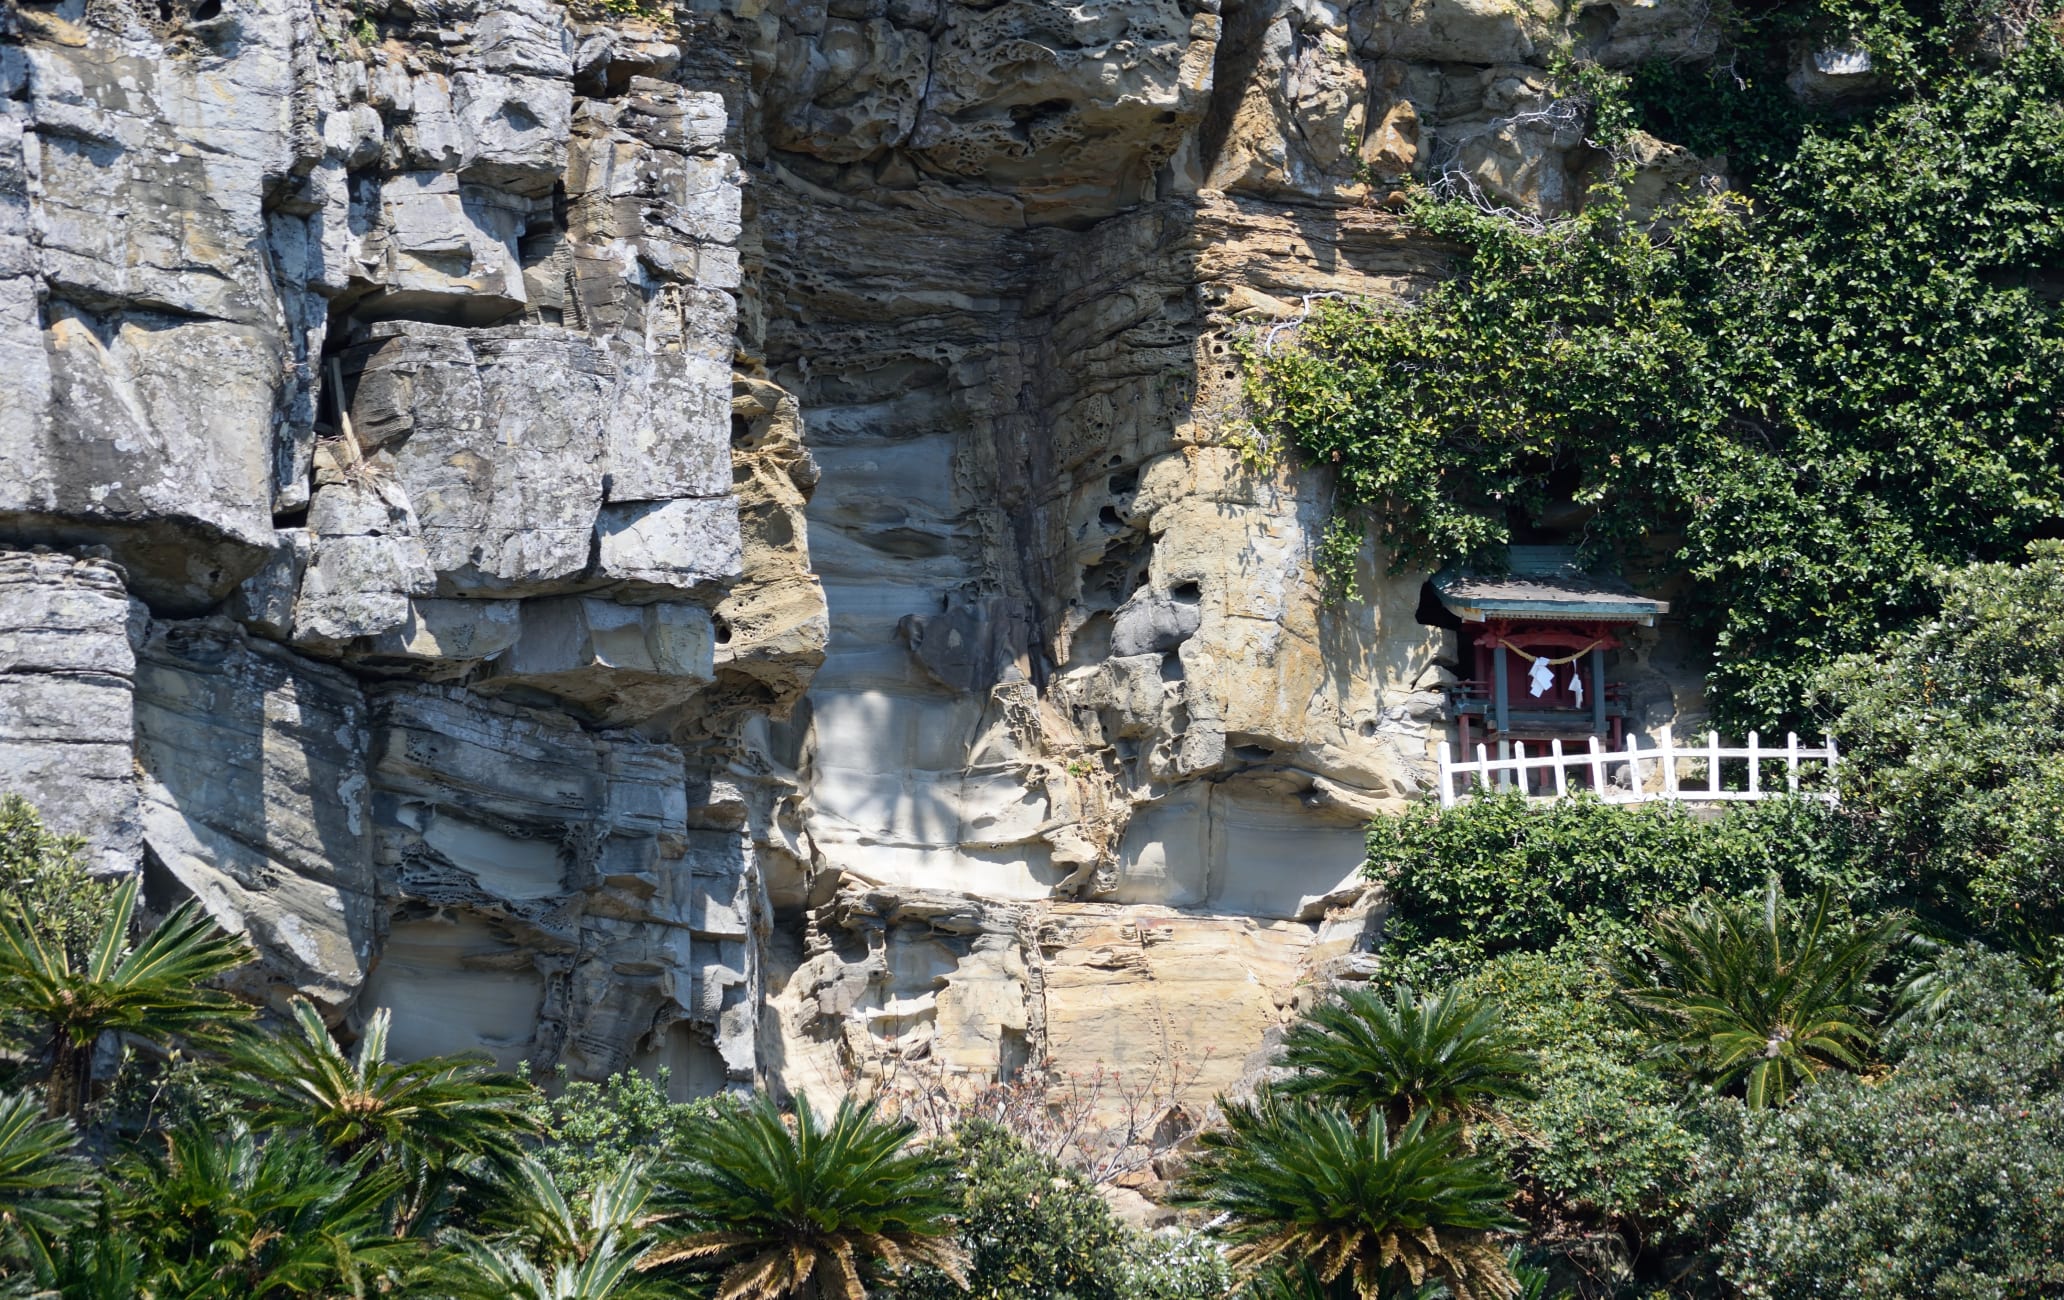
0, 0, 1729, 1099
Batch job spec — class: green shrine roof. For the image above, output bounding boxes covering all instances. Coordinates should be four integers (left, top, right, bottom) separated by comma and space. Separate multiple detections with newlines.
1434, 546, 1670, 625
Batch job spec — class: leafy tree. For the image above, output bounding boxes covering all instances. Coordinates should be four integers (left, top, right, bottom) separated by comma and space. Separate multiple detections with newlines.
228, 997, 534, 1166
0, 795, 112, 966
1683, 948, 2064, 1296
1823, 542, 2064, 938
0, 1090, 90, 1270
1273, 982, 1536, 1129
0, 875, 253, 1119
522, 1068, 730, 1198
1178, 1093, 1521, 1300
111, 1123, 410, 1298
644, 1093, 967, 1300
1610, 879, 1908, 1107
1463, 954, 1699, 1229
896, 1119, 1150, 1300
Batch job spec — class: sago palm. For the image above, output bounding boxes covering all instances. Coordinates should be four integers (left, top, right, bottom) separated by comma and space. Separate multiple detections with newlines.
451, 1236, 666, 1300
113, 1122, 410, 1298
483, 1156, 660, 1265
0, 1089, 90, 1268
446, 1158, 669, 1300
1273, 982, 1537, 1126
227, 997, 534, 1165
1178, 1091, 1522, 1300
1610, 878, 1908, 1108
643, 1093, 967, 1300
0, 875, 252, 1118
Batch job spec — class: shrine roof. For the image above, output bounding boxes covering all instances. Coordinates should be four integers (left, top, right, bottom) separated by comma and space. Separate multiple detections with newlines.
1434, 546, 1671, 625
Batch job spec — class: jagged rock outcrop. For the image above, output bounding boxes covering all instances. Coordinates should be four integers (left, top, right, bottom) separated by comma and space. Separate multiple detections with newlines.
1, 0, 1720, 1101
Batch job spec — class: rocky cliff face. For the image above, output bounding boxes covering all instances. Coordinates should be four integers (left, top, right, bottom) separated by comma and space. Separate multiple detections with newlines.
0, 0, 1718, 1098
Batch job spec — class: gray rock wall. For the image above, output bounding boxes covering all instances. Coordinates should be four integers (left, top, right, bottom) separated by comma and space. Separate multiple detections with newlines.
0, 0, 1719, 1099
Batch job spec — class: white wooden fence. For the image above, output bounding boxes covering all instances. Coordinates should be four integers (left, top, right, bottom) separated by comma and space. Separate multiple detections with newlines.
1435, 730, 1838, 808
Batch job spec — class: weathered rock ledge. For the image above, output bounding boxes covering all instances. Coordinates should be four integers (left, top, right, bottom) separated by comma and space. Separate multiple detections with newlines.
0, 0, 1719, 1096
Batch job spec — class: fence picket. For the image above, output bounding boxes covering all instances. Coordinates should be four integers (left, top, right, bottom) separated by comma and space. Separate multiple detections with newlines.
1435, 729, 1838, 810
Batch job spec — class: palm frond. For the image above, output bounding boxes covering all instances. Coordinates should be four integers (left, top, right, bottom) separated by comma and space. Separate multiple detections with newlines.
1179, 1091, 1521, 1300
648, 1092, 965, 1298
1274, 981, 1538, 1125
1611, 877, 1907, 1106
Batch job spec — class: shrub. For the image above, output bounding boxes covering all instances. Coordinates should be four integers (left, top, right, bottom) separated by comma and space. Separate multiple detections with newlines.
1366, 793, 1883, 981
1465, 953, 1699, 1228
646, 1093, 966, 1299
1825, 543, 2064, 938
1178, 1096, 1521, 1300
897, 1120, 1150, 1300
1241, 16, 2064, 726
1682, 949, 2064, 1297
0, 795, 111, 966
523, 1070, 730, 1198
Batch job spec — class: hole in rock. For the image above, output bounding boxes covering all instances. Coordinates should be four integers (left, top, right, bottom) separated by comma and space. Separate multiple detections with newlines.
1414, 580, 1462, 630
713, 616, 733, 645
1358, 719, 1379, 739
1098, 506, 1123, 531
191, 0, 222, 19
1171, 581, 1202, 603
1108, 467, 1139, 495
1159, 653, 1185, 682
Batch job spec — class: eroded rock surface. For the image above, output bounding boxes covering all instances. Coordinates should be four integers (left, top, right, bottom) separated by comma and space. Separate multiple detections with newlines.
0, 0, 1724, 1100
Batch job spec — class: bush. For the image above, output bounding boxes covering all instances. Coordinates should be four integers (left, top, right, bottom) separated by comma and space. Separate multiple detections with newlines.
522, 1070, 730, 1198
1826, 543, 2064, 938
896, 1120, 1225, 1300
1465, 954, 1699, 1229
1366, 793, 1883, 981
0, 795, 111, 965
1683, 949, 2064, 1297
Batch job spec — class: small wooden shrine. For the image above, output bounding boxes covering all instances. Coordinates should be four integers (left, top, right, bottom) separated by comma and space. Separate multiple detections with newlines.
1433, 546, 1669, 758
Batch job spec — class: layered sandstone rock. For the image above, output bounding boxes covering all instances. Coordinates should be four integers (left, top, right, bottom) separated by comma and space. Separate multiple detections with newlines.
0, 0, 1721, 1101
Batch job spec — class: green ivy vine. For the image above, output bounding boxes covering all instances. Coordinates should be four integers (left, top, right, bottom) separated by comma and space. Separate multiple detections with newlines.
1245, 0, 2064, 729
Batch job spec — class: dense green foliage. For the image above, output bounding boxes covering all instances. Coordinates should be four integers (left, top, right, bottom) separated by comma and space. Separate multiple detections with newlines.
1823, 542, 2064, 940
1367, 792, 1879, 980
0, 798, 1237, 1300
1684, 950, 2064, 1296
1246, 3, 2064, 726
0, 875, 254, 1119
227, 998, 535, 1168
900, 1120, 1225, 1300
522, 1067, 730, 1199
1465, 955, 1699, 1227
0, 795, 110, 967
